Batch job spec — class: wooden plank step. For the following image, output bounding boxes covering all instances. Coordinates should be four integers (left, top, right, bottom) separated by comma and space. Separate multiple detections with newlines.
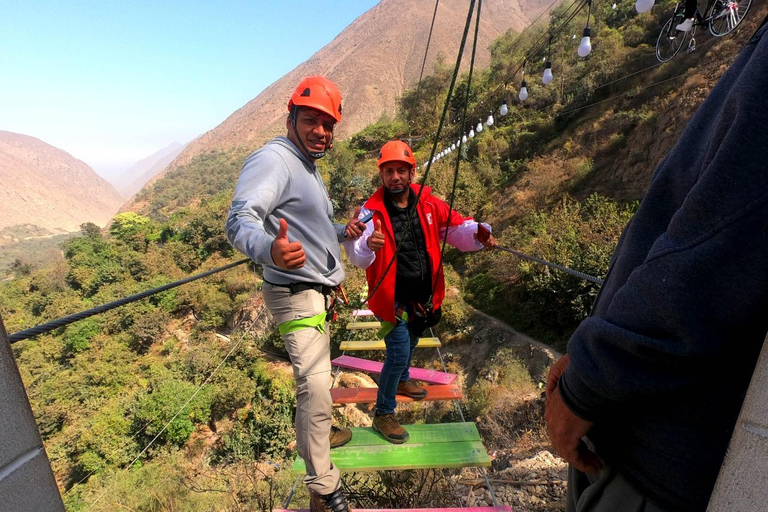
340, 337, 441, 351
292, 423, 491, 473
331, 385, 462, 404
332, 355, 457, 385
276, 508, 512, 512
352, 309, 374, 317
347, 321, 382, 330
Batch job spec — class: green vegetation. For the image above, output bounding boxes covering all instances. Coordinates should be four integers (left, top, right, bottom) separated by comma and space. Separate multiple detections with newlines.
1, 0, 740, 507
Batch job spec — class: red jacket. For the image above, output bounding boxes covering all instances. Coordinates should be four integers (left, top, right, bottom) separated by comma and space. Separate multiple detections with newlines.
363, 184, 469, 323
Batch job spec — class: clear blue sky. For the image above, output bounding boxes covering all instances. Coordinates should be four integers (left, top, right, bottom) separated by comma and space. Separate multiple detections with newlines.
1, 0, 379, 180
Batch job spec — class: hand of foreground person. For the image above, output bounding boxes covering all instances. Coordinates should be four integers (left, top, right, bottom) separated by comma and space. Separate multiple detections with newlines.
367, 220, 385, 252
271, 218, 306, 269
546, 354, 570, 397
345, 206, 366, 240
545, 376, 603, 474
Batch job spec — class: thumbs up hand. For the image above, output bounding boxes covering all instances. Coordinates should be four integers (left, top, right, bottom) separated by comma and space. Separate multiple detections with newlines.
271, 218, 306, 269
344, 206, 366, 240
367, 219, 385, 252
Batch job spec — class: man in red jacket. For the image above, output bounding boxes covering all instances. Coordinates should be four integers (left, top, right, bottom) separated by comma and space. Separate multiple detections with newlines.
344, 140, 496, 443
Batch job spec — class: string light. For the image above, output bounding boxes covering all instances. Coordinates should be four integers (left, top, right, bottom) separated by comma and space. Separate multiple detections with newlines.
486, 112, 494, 126
579, 0, 593, 58
519, 60, 528, 101
635, 0, 655, 13
500, 99, 509, 116
476, 122, 483, 133
542, 36, 554, 85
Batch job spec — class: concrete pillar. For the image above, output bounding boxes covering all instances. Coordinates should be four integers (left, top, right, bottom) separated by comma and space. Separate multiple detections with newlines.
0, 315, 65, 511
708, 335, 768, 512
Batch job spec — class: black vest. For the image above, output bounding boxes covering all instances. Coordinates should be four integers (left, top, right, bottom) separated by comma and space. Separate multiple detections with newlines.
384, 189, 432, 304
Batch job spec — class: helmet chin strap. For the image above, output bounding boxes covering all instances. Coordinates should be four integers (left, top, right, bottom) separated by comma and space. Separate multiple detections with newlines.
290, 107, 330, 160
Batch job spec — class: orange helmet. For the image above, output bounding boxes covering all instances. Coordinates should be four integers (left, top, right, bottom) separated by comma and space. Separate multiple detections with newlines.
288, 76, 343, 123
378, 140, 416, 170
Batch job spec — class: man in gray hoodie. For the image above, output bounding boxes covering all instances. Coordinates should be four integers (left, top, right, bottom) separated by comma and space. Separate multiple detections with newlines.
226, 76, 363, 512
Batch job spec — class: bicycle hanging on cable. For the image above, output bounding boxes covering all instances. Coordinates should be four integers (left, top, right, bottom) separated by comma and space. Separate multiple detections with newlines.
656, 0, 752, 62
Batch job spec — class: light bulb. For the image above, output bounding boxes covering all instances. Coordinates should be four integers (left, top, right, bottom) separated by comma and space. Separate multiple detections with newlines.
578, 27, 592, 57
451, 143, 456, 150
500, 100, 509, 116
476, 122, 483, 133
572, 34, 577, 40
518, 80, 528, 101
462, 135, 468, 143
635, 0, 655, 13
469, 129, 475, 138
612, 2, 617, 9
542, 62, 554, 85
486, 114, 494, 126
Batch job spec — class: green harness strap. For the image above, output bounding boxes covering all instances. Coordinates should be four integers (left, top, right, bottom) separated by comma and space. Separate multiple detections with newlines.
377, 311, 408, 338
278, 312, 327, 336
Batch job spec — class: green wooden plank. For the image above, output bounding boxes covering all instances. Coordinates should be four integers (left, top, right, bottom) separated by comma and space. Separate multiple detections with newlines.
293, 440, 490, 473
292, 423, 490, 473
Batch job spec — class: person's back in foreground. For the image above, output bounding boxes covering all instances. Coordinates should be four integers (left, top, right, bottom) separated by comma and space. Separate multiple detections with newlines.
545, 17, 768, 512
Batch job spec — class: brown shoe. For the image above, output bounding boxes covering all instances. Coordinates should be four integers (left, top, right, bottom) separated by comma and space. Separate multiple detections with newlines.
372, 412, 409, 444
309, 488, 349, 512
330, 425, 352, 449
397, 380, 428, 400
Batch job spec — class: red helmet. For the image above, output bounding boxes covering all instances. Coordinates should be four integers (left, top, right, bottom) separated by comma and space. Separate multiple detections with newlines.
288, 76, 343, 123
378, 140, 416, 170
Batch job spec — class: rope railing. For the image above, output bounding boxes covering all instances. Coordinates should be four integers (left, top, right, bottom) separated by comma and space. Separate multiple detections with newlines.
8, 258, 251, 344
495, 244, 604, 285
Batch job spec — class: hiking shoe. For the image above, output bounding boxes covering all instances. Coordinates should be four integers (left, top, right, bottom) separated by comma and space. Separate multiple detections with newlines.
330, 425, 352, 449
397, 380, 428, 400
309, 488, 350, 512
676, 18, 694, 32
372, 412, 409, 444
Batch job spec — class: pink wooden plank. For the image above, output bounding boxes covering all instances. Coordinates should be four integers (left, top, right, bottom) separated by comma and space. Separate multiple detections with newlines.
331, 355, 457, 385
275, 508, 513, 512
353, 309, 374, 317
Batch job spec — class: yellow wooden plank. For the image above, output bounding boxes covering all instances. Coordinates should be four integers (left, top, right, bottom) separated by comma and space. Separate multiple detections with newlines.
340, 337, 441, 351
347, 321, 382, 330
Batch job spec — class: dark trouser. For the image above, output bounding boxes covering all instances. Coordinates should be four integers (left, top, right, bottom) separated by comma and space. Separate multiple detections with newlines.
375, 317, 420, 414
567, 465, 670, 512
684, 0, 698, 19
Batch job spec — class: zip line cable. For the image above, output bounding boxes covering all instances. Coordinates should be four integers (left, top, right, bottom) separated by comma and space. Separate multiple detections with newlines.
554, 71, 688, 117
410, 0, 441, 139
89, 306, 267, 507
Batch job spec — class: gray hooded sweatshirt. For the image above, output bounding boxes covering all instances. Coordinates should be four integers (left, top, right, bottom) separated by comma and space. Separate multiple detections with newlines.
225, 136, 346, 287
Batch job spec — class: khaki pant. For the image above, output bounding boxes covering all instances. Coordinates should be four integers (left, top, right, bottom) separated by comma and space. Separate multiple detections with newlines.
262, 282, 340, 495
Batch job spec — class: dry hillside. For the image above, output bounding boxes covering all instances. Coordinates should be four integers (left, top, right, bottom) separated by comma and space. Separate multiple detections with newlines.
0, 131, 123, 233
162, 0, 553, 174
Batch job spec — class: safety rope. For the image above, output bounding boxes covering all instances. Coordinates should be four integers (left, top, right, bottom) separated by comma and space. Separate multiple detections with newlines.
8, 258, 250, 343
432, 0, 484, 301
363, 0, 478, 308
495, 244, 604, 285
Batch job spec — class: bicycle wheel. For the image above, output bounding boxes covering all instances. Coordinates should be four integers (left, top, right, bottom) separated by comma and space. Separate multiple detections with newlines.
709, 0, 752, 37
656, 15, 690, 62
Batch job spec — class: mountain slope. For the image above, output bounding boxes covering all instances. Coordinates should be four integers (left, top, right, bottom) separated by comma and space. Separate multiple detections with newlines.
117, 142, 185, 198
0, 131, 123, 232
163, 0, 552, 172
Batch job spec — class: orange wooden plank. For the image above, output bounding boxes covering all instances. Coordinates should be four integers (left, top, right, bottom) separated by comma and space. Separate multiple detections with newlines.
331, 385, 462, 404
